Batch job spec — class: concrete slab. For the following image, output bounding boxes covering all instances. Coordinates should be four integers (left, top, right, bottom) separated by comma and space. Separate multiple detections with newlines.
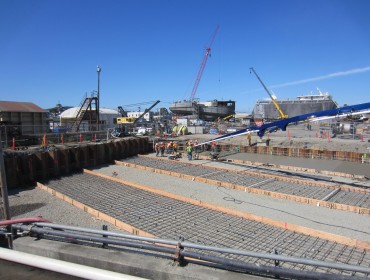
225, 152, 370, 178
93, 159, 370, 244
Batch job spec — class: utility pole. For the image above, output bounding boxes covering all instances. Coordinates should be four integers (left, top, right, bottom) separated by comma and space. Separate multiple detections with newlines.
97, 65, 101, 131
0, 132, 11, 221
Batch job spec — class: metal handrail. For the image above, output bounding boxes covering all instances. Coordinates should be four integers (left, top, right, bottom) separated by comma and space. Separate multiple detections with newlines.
10, 222, 370, 277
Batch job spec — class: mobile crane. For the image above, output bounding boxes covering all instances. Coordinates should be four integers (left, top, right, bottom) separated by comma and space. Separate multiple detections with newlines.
250, 67, 288, 119
113, 100, 160, 137
133, 100, 160, 124
189, 25, 219, 102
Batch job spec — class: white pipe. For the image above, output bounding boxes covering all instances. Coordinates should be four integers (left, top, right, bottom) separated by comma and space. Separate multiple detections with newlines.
0, 247, 146, 280
321, 188, 341, 201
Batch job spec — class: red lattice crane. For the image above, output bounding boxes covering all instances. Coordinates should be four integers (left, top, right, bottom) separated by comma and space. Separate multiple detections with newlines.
189, 25, 219, 102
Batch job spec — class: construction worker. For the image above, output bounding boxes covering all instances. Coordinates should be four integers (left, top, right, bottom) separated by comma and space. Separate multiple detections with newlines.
186, 143, 193, 161
160, 142, 165, 157
173, 142, 178, 153
193, 140, 199, 159
211, 141, 217, 152
154, 142, 160, 157
167, 141, 174, 154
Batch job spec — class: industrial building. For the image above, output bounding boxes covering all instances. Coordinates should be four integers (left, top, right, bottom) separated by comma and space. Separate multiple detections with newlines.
0, 100, 49, 135
127, 111, 154, 122
59, 107, 120, 132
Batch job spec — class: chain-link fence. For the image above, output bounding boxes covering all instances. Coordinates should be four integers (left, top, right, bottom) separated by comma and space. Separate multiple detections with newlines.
0, 125, 117, 149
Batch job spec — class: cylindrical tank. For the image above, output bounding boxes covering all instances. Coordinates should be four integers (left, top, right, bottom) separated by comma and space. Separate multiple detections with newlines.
342, 123, 351, 133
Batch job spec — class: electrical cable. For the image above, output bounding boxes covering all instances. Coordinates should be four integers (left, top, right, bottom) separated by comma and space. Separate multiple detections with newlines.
216, 185, 370, 236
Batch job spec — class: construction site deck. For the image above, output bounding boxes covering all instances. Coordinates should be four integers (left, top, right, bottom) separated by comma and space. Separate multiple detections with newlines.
1, 136, 370, 279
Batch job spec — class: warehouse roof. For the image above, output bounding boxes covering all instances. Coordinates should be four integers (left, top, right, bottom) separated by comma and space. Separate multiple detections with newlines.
60, 107, 120, 118
0, 101, 47, 113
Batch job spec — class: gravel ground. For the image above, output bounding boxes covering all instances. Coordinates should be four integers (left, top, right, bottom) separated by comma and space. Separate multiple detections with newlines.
1, 186, 127, 233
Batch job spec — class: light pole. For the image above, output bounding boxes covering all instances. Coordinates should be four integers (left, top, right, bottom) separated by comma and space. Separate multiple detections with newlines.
97, 65, 101, 131
0, 133, 11, 222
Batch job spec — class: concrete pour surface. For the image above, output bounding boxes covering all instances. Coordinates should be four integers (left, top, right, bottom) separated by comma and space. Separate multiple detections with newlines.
93, 153, 370, 244
226, 152, 370, 178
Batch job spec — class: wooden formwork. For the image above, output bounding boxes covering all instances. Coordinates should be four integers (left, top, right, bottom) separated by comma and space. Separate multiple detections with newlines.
256, 146, 266, 155
275, 147, 287, 156
298, 148, 309, 158
219, 143, 368, 164
239, 146, 247, 153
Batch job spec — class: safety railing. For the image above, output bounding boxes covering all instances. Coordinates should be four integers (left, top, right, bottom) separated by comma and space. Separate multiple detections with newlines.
4, 222, 369, 279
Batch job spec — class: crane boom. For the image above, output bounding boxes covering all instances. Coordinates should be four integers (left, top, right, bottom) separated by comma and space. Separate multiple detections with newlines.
250, 67, 288, 119
133, 100, 160, 124
189, 25, 219, 102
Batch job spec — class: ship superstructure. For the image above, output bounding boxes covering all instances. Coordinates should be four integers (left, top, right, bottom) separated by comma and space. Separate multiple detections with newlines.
169, 99, 236, 121
252, 91, 338, 120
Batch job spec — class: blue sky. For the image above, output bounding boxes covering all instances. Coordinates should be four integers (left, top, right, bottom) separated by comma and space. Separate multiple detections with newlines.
1, 0, 370, 113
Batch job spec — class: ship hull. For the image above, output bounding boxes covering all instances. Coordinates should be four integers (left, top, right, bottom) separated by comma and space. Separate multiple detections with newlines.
253, 99, 338, 120
170, 100, 235, 121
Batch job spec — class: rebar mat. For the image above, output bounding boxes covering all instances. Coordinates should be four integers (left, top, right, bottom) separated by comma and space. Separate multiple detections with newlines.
121, 157, 370, 208
42, 172, 369, 277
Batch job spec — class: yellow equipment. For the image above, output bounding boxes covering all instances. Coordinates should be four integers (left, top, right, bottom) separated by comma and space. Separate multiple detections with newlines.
223, 114, 234, 121
116, 117, 136, 124
250, 67, 288, 119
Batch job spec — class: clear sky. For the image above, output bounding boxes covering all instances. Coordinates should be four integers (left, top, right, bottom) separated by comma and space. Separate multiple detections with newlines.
1, 0, 370, 113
